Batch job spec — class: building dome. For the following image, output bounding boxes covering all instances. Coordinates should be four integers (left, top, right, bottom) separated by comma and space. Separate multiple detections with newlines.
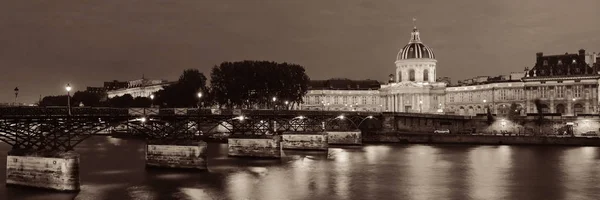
396, 27, 435, 60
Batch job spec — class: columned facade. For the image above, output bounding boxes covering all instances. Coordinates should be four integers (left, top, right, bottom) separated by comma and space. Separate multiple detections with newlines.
298, 25, 600, 116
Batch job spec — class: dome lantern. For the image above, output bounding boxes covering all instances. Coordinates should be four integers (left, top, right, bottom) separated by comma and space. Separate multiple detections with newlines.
396, 22, 435, 61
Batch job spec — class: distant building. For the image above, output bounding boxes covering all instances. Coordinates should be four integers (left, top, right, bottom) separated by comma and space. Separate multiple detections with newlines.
86, 86, 106, 94
298, 23, 600, 116
301, 79, 382, 111
103, 80, 128, 91
106, 78, 171, 98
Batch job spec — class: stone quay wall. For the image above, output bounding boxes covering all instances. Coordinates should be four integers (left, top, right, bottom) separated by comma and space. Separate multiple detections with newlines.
382, 113, 600, 136
145, 141, 208, 170
228, 135, 282, 158
364, 133, 600, 146
282, 132, 328, 150
6, 151, 80, 191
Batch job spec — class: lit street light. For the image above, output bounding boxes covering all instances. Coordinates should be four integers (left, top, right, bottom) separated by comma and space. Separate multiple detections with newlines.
66, 83, 72, 116
284, 100, 289, 110
197, 92, 203, 108
149, 94, 154, 108
272, 96, 277, 110
13, 87, 19, 106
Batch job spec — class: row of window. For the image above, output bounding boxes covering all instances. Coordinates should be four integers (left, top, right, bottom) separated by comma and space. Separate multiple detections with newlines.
304, 95, 379, 105
447, 89, 525, 103
531, 85, 592, 99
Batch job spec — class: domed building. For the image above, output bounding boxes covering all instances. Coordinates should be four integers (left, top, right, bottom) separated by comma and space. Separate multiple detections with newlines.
395, 27, 437, 83
379, 25, 447, 113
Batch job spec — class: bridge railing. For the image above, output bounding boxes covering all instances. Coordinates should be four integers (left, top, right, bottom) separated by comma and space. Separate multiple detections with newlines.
0, 107, 383, 118
0, 107, 130, 117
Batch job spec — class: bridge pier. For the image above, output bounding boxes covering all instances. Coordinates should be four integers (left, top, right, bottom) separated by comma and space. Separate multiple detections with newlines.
228, 135, 282, 158
327, 131, 362, 145
282, 132, 328, 150
145, 141, 208, 170
6, 151, 80, 191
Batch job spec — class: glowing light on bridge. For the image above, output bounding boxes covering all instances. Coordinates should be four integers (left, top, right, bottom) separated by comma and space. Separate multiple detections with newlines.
140, 117, 147, 123
237, 115, 246, 121
367, 116, 374, 119
337, 115, 345, 120
296, 116, 305, 120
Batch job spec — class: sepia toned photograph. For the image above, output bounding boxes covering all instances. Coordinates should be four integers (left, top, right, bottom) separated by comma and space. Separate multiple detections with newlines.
0, 1, 599, 200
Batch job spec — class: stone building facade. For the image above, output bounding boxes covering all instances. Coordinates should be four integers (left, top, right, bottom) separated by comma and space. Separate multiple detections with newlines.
106, 78, 171, 98
300, 79, 382, 111
300, 25, 600, 116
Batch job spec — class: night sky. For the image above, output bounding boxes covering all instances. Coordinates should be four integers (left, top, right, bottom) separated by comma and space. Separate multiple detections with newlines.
1, 0, 599, 104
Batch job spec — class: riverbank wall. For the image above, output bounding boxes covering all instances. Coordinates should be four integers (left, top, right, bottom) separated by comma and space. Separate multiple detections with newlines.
363, 133, 600, 146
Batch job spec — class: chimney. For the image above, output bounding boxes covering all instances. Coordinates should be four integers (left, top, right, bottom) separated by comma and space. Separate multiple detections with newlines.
536, 52, 543, 64
579, 49, 586, 62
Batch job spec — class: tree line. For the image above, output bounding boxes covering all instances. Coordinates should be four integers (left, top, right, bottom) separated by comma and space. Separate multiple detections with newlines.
39, 61, 310, 109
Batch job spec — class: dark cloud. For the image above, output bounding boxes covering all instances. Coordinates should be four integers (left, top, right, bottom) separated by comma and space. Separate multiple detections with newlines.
1, 0, 599, 103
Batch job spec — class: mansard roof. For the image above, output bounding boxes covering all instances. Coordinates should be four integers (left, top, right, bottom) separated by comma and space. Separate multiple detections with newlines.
525, 50, 597, 78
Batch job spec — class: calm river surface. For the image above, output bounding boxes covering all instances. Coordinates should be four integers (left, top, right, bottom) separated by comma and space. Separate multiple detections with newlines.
1, 136, 600, 200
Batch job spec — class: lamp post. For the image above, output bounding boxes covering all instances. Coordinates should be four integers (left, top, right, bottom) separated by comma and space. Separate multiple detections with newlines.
197, 92, 203, 109
13, 87, 19, 106
66, 83, 72, 116
321, 100, 325, 111
483, 99, 488, 114
284, 100, 289, 110
272, 96, 277, 110
149, 94, 154, 108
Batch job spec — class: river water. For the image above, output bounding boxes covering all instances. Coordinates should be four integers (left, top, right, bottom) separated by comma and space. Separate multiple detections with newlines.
1, 136, 600, 200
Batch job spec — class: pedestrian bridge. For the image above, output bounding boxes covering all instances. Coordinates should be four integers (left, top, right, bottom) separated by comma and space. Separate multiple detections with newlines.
0, 107, 471, 191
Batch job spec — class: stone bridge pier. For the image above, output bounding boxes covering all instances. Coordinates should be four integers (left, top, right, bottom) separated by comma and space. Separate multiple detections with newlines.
6, 150, 80, 191
145, 141, 208, 170
282, 132, 329, 150
228, 135, 283, 158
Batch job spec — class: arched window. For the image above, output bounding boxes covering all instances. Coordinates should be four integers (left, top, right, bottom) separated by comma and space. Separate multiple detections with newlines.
574, 104, 583, 115
556, 104, 565, 114
409, 69, 415, 81
423, 69, 429, 82
398, 71, 402, 82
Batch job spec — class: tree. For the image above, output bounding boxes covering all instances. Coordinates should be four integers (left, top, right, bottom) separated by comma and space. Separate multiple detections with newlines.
210, 60, 310, 109
508, 103, 522, 120
72, 91, 102, 107
154, 69, 208, 108
107, 94, 134, 108
534, 99, 544, 135
40, 95, 69, 107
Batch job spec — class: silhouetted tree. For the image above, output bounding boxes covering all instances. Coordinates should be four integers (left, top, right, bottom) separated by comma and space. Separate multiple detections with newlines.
72, 91, 102, 107
210, 61, 310, 109
486, 105, 494, 125
132, 97, 151, 107
154, 69, 208, 108
40, 95, 68, 106
107, 94, 134, 108
534, 98, 544, 135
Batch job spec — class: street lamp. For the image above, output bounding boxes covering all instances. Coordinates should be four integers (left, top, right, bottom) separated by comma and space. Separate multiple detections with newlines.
272, 96, 277, 109
66, 83, 72, 116
197, 92, 203, 108
149, 94, 154, 108
284, 100, 289, 110
13, 87, 19, 106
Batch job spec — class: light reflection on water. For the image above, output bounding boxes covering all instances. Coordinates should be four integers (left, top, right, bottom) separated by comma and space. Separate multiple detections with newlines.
0, 136, 600, 200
